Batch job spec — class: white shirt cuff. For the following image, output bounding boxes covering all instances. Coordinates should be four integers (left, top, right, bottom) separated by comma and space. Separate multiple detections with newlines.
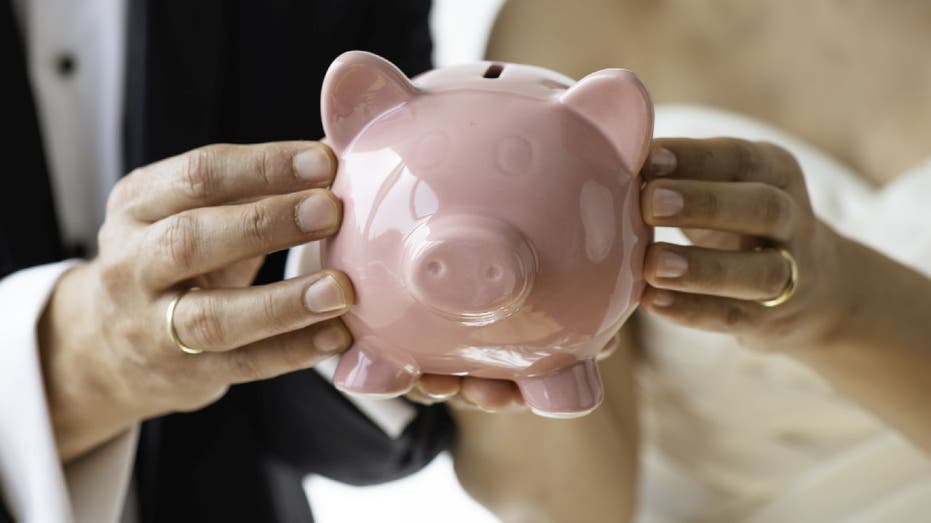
0, 261, 137, 523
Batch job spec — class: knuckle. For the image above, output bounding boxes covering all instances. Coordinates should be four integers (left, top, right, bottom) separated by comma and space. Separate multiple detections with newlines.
97, 258, 129, 297
257, 289, 291, 333
254, 145, 278, 189
280, 336, 317, 370
160, 214, 199, 271
700, 255, 726, 284
723, 304, 748, 327
733, 140, 764, 180
759, 190, 792, 234
240, 202, 274, 246
96, 219, 118, 250
691, 188, 720, 221
106, 175, 137, 214
757, 141, 795, 187
183, 295, 227, 348
231, 352, 263, 382
180, 146, 219, 201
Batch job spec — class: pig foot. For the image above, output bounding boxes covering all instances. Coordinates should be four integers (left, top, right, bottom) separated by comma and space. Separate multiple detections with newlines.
516, 359, 603, 418
333, 343, 420, 398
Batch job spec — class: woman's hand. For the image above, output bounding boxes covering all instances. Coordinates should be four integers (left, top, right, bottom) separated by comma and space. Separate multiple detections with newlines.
637, 138, 848, 352
39, 142, 355, 462
406, 335, 621, 412
448, 329, 639, 523
637, 137, 931, 452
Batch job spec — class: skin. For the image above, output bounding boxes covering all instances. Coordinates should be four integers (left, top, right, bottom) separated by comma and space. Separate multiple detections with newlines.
446, 0, 931, 521
35, 1, 931, 517
40, 140, 530, 463
39, 141, 359, 461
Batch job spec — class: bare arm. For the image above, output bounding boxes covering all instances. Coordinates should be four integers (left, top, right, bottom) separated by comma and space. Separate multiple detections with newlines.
636, 138, 931, 454
792, 239, 931, 451
490, 0, 931, 454
451, 327, 640, 523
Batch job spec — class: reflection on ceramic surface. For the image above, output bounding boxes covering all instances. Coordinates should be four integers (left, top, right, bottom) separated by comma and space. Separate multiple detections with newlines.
320, 50, 653, 417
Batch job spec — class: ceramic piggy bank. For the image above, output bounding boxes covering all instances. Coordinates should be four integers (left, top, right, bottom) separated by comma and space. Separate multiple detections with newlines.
320, 51, 653, 417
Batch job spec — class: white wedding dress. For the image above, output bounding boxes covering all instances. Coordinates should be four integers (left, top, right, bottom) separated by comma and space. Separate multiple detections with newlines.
635, 104, 931, 523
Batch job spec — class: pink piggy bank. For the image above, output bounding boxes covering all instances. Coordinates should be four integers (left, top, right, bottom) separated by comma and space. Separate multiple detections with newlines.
320, 51, 653, 417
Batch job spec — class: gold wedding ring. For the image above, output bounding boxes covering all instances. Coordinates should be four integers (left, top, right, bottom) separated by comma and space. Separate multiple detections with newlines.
758, 248, 799, 308
165, 287, 203, 354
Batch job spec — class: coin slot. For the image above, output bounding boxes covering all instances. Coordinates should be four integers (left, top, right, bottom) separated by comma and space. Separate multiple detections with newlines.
483, 63, 504, 79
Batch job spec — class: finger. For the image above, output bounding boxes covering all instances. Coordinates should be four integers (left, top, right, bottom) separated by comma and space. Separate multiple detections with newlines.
406, 387, 441, 406
642, 179, 799, 241
644, 243, 793, 301
142, 188, 340, 286
639, 286, 767, 334
448, 395, 527, 413
416, 374, 462, 401
169, 270, 354, 352
206, 319, 352, 385
460, 377, 524, 412
201, 255, 265, 288
595, 333, 621, 361
113, 142, 336, 222
643, 138, 800, 190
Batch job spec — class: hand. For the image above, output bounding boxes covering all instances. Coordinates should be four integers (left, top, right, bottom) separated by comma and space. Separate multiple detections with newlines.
39, 142, 355, 462
637, 138, 847, 351
404, 334, 621, 413
449, 329, 638, 523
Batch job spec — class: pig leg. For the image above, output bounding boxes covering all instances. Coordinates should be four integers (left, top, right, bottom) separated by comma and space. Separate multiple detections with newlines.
332, 342, 420, 397
515, 359, 604, 418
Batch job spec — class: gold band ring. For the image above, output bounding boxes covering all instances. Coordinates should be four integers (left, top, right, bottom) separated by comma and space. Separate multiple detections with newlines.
165, 287, 203, 355
758, 248, 799, 308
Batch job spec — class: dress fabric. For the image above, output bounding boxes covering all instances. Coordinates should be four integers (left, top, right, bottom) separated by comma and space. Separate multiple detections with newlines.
635, 104, 931, 523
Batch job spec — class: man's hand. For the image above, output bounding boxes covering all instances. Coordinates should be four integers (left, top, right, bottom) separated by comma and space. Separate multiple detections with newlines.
39, 142, 355, 462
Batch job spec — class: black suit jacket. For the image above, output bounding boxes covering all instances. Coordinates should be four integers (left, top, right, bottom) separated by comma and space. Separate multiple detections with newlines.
0, 1, 453, 521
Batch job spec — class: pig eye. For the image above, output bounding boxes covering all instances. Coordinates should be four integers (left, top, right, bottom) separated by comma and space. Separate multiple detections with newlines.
410, 130, 450, 169
496, 135, 533, 176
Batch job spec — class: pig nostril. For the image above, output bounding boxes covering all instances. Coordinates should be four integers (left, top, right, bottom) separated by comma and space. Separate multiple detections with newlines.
426, 260, 445, 277
402, 214, 538, 326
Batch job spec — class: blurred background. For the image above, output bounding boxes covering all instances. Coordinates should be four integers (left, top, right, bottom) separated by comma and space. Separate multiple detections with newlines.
305, 1, 504, 521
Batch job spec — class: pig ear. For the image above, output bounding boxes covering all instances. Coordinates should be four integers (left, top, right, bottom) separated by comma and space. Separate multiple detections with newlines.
560, 69, 653, 174
321, 51, 419, 152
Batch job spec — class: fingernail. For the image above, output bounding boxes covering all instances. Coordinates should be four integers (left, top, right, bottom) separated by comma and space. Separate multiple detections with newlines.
656, 250, 688, 278
296, 192, 338, 233
648, 147, 677, 176
420, 387, 457, 402
652, 290, 675, 307
304, 274, 348, 313
652, 188, 684, 217
314, 323, 349, 353
293, 146, 333, 183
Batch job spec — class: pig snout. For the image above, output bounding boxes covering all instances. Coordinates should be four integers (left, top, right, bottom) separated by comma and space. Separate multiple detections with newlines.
403, 214, 537, 325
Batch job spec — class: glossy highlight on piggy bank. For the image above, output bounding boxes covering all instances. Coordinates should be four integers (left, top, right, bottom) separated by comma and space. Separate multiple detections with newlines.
320, 50, 653, 417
